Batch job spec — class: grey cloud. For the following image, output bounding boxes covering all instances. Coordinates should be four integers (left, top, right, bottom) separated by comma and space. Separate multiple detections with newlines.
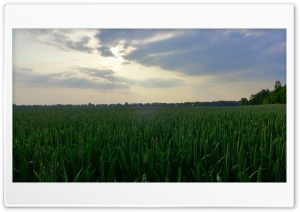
106, 75, 137, 84
54, 77, 129, 90
78, 67, 185, 88
121, 29, 286, 82
78, 67, 114, 78
121, 61, 131, 65
13, 67, 129, 90
23, 29, 94, 53
14, 66, 186, 90
96, 29, 173, 45
238, 29, 280, 38
95, 29, 286, 83
66, 36, 93, 53
47, 72, 75, 78
13, 67, 33, 73
76, 67, 185, 88
56, 35, 93, 53
97, 46, 116, 57
78, 67, 137, 85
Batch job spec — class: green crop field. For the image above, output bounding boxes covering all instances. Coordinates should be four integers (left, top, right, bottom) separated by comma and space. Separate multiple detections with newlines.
13, 104, 286, 182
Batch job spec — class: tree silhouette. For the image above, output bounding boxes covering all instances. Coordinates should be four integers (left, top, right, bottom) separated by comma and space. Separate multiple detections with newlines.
240, 98, 249, 105
275, 81, 282, 90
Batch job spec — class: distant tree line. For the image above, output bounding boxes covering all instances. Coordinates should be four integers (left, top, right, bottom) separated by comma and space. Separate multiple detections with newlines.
13, 100, 241, 108
13, 81, 286, 108
240, 81, 286, 105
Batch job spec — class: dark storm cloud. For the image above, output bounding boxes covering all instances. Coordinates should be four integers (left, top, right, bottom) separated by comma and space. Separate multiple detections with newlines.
95, 29, 286, 82
13, 68, 129, 90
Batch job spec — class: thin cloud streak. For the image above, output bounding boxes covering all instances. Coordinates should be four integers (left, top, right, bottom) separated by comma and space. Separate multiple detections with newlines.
77, 67, 185, 88
14, 66, 185, 90
14, 68, 130, 90
23, 29, 96, 53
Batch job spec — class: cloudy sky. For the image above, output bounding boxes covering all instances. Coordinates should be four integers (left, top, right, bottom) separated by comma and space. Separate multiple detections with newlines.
13, 29, 286, 105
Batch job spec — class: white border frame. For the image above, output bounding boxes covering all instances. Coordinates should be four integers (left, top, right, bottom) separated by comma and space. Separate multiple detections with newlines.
4, 4, 294, 207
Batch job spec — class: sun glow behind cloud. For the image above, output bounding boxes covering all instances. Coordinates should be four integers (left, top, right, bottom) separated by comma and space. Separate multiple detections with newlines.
13, 29, 286, 105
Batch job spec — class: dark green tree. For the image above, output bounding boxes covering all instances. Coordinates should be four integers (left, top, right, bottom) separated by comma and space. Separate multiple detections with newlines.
249, 89, 270, 105
275, 81, 282, 90
264, 84, 286, 104
240, 98, 249, 105
248, 81, 286, 105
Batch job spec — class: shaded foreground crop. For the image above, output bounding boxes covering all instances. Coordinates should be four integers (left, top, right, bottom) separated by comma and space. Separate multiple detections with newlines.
13, 105, 286, 182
